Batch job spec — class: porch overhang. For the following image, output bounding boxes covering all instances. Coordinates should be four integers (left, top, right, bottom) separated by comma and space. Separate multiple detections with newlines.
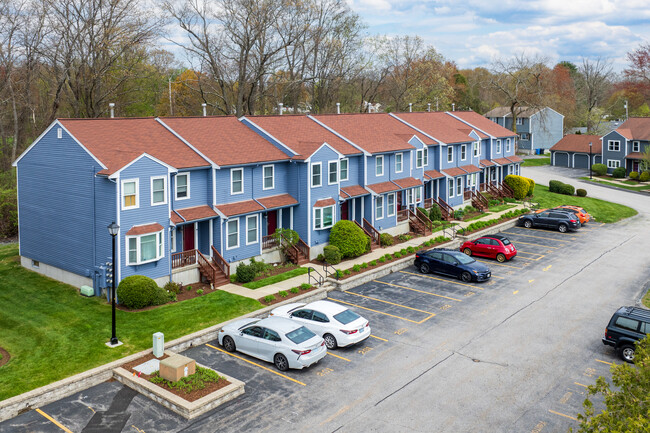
424, 170, 444, 180
171, 205, 218, 225
340, 185, 370, 199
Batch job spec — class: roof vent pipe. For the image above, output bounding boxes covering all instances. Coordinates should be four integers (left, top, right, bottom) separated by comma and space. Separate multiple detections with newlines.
278, 102, 283, 115
109, 103, 115, 118
427, 103, 431, 112
368, 103, 371, 113
452, 103, 455, 112
409, 103, 413, 112
336, 102, 340, 114
202, 103, 207, 117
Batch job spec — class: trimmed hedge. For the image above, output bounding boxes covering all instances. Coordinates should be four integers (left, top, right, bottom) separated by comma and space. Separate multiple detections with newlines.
117, 275, 170, 309
504, 175, 532, 200
235, 263, 255, 283
457, 208, 529, 235
379, 233, 393, 246
629, 171, 639, 180
329, 220, 368, 259
323, 245, 342, 265
559, 183, 575, 195
592, 163, 607, 176
549, 179, 575, 196
576, 188, 587, 197
640, 171, 650, 182
612, 167, 626, 178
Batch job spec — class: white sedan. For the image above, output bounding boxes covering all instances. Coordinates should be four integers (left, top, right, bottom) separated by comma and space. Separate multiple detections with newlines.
270, 300, 370, 349
218, 316, 327, 371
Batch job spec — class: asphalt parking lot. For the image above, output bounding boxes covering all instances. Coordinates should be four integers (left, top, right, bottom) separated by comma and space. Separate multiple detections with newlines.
2, 221, 645, 433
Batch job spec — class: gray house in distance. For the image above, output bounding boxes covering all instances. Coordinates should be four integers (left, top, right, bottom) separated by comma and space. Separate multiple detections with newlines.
550, 134, 602, 169
601, 117, 650, 174
486, 106, 564, 154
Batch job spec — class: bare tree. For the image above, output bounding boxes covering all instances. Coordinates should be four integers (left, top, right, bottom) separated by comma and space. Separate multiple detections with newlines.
576, 58, 614, 133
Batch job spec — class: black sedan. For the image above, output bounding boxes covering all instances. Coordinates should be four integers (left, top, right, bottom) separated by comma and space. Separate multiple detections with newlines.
414, 248, 491, 282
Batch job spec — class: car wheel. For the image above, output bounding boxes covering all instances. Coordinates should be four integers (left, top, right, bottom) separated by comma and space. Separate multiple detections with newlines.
323, 334, 338, 350
463, 248, 472, 256
460, 271, 472, 282
558, 223, 567, 233
419, 263, 430, 274
620, 345, 635, 363
274, 353, 289, 371
222, 336, 236, 353
524, 220, 532, 228
496, 253, 506, 263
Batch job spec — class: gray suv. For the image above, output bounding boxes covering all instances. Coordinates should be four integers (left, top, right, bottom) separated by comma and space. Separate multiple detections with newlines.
602, 306, 650, 362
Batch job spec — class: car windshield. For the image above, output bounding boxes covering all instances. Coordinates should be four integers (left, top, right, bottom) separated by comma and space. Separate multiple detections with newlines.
452, 252, 475, 265
334, 309, 361, 325
285, 326, 317, 345
501, 238, 511, 245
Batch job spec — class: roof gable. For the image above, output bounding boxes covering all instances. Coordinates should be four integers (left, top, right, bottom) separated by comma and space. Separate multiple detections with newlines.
617, 118, 650, 140
550, 134, 602, 153
450, 111, 517, 138
392, 112, 479, 144
109, 153, 177, 179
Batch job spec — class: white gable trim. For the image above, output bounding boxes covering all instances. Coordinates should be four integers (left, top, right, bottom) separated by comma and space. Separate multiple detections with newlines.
306, 115, 370, 156
239, 116, 299, 157
304, 142, 345, 163
155, 118, 218, 169
445, 112, 495, 139
407, 135, 426, 148
109, 153, 177, 180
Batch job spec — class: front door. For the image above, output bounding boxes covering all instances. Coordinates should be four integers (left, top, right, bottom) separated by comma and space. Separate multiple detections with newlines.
182, 224, 195, 251
267, 210, 277, 236
340, 201, 349, 220
397, 191, 403, 211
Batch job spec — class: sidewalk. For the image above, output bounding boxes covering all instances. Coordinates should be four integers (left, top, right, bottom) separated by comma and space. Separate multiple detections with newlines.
218, 203, 528, 300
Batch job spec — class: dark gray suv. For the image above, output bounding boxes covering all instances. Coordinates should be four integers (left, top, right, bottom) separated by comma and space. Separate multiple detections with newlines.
602, 306, 650, 362
518, 210, 580, 233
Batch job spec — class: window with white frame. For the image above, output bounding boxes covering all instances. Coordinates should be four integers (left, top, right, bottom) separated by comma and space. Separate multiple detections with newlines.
263, 165, 274, 190
608, 140, 620, 152
406, 188, 413, 206
423, 148, 428, 166
375, 195, 384, 219
473, 142, 479, 157
448, 178, 454, 197
328, 161, 338, 184
231, 168, 243, 195
447, 146, 453, 163
416, 149, 423, 168
633, 141, 640, 152
607, 159, 620, 168
170, 228, 176, 253
311, 163, 322, 187
246, 215, 258, 245
469, 173, 476, 187
520, 133, 529, 140
314, 206, 334, 230
339, 158, 349, 181
415, 186, 421, 203
387, 193, 395, 216
151, 176, 167, 206
127, 230, 164, 265
496, 139, 502, 153
226, 219, 239, 249
395, 153, 403, 173
456, 177, 462, 196
506, 139, 511, 152
175, 173, 189, 200
121, 179, 139, 210
376, 155, 384, 176
461, 144, 467, 160
516, 117, 523, 125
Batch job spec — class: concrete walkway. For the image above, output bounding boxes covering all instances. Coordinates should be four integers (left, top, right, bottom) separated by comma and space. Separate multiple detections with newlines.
218, 202, 529, 300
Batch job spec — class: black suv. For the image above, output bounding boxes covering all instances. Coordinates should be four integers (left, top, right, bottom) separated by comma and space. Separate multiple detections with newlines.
518, 210, 580, 233
414, 248, 491, 282
602, 306, 650, 362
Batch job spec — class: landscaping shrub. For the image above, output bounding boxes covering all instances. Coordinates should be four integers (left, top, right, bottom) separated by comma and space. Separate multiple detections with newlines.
290, 287, 299, 294
576, 188, 587, 197
378, 257, 386, 263
488, 199, 501, 207
329, 220, 369, 259
612, 167, 626, 178
379, 233, 394, 246
429, 203, 442, 221
559, 183, 575, 195
504, 175, 530, 200
393, 252, 401, 258
235, 263, 255, 283
248, 257, 268, 275
453, 210, 464, 220
549, 180, 563, 193
369, 260, 377, 266
360, 262, 368, 269
504, 197, 516, 203
323, 245, 342, 265
384, 253, 392, 261
186, 285, 192, 291
629, 171, 639, 180
300, 283, 312, 290
398, 234, 411, 242
406, 246, 415, 253
117, 275, 169, 309
352, 264, 361, 272
640, 171, 650, 182
317, 253, 324, 262
279, 290, 288, 297
591, 163, 607, 176
163, 281, 181, 295
264, 295, 276, 303
525, 177, 535, 196
343, 269, 351, 275
196, 289, 204, 295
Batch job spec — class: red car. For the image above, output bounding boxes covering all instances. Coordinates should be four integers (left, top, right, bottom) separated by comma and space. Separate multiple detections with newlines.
461, 234, 517, 262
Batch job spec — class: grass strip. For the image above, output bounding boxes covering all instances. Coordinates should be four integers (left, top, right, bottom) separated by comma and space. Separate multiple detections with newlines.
488, 204, 517, 213
242, 267, 309, 289
150, 366, 221, 394
521, 157, 551, 167
579, 177, 650, 191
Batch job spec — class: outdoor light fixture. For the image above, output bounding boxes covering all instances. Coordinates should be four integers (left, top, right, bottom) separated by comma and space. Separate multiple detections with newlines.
108, 221, 120, 346
589, 142, 593, 180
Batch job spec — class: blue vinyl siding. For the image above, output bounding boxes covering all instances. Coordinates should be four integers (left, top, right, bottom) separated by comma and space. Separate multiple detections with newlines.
171, 168, 210, 209
309, 145, 340, 247
530, 109, 563, 150
601, 131, 627, 173
220, 215, 261, 262
340, 155, 361, 187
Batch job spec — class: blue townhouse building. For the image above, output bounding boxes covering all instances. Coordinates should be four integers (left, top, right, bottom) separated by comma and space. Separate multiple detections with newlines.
14, 111, 520, 294
486, 106, 564, 154
600, 118, 650, 174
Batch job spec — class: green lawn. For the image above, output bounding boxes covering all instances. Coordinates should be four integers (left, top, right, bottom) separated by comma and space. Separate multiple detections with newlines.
579, 177, 650, 191
532, 185, 637, 223
242, 267, 309, 289
521, 157, 551, 167
643, 290, 650, 309
488, 203, 516, 213
0, 244, 262, 400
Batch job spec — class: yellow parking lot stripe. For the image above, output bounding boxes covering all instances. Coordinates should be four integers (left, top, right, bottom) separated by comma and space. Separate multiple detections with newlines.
373, 279, 462, 302
206, 344, 306, 386
327, 352, 351, 362
518, 226, 585, 235
548, 409, 577, 421
329, 298, 427, 324
595, 359, 613, 366
517, 250, 545, 257
35, 409, 73, 433
490, 274, 504, 279
598, 223, 605, 227
513, 254, 545, 261
574, 382, 588, 388
512, 240, 559, 249
503, 231, 574, 242
475, 259, 522, 269
399, 270, 484, 289
346, 291, 437, 314
369, 334, 388, 342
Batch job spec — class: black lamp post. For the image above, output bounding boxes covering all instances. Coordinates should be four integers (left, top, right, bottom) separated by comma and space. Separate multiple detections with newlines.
589, 142, 593, 180
108, 222, 119, 346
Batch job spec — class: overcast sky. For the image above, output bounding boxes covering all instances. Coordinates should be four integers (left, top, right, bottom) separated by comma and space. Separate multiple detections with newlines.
346, 0, 650, 71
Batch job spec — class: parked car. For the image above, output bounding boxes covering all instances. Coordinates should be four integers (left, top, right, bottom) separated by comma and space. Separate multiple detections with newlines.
414, 248, 491, 282
218, 316, 327, 371
602, 306, 650, 362
460, 234, 517, 262
519, 209, 580, 232
270, 300, 370, 349
554, 205, 590, 225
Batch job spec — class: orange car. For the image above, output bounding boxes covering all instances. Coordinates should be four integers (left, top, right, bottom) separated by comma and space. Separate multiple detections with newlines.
553, 205, 590, 225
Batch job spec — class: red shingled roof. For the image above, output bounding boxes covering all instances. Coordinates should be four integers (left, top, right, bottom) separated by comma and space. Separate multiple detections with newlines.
173, 205, 217, 223
424, 169, 444, 180
442, 167, 466, 177
617, 118, 650, 140
161, 117, 288, 166
367, 181, 400, 194
246, 115, 361, 159
550, 135, 602, 153
394, 112, 478, 143
313, 198, 336, 207
125, 223, 164, 236
215, 200, 264, 217
257, 193, 298, 209
480, 159, 495, 167
451, 111, 518, 138
459, 164, 481, 174
493, 157, 513, 165
59, 118, 210, 175
392, 177, 423, 188
340, 185, 370, 198
625, 152, 644, 159
313, 113, 435, 153
506, 155, 524, 163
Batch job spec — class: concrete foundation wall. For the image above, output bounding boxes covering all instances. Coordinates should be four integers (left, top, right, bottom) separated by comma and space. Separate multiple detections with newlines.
20, 256, 92, 289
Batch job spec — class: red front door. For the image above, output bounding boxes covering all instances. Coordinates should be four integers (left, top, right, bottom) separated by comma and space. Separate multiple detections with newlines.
340, 201, 349, 220
182, 224, 194, 251
267, 210, 277, 235
397, 192, 403, 211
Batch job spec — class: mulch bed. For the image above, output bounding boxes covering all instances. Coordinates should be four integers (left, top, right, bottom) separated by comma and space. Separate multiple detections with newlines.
121, 352, 231, 402
234, 263, 300, 287
457, 214, 523, 237
115, 282, 212, 312
0, 347, 10, 367
258, 286, 319, 306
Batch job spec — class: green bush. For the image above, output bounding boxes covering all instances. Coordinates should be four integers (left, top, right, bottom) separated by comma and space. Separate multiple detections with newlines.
329, 220, 369, 259
559, 183, 575, 195
343, 269, 351, 275
393, 252, 401, 258
235, 263, 255, 283
264, 295, 276, 303
576, 188, 587, 197
525, 177, 535, 196
453, 210, 464, 219
612, 167, 626, 178
290, 287, 299, 294
278, 290, 288, 298
378, 257, 386, 263
406, 246, 415, 253
352, 264, 361, 272
629, 171, 639, 180
640, 171, 650, 182
384, 253, 392, 261
186, 285, 192, 291
488, 199, 501, 207
323, 245, 342, 265
316, 253, 324, 262
429, 203, 442, 221
300, 283, 312, 290
549, 180, 563, 193
591, 163, 607, 176
248, 257, 269, 275
369, 260, 377, 266
379, 233, 394, 246
504, 175, 530, 199
196, 289, 204, 295
163, 281, 181, 295
398, 234, 411, 242
117, 275, 167, 309
360, 262, 368, 269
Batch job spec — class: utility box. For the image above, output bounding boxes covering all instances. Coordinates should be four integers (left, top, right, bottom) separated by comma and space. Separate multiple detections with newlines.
160, 354, 195, 382
153, 332, 164, 358
80, 285, 94, 297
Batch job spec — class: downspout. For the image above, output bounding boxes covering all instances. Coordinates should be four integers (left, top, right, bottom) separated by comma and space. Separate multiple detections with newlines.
92, 167, 97, 294
169, 173, 175, 283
